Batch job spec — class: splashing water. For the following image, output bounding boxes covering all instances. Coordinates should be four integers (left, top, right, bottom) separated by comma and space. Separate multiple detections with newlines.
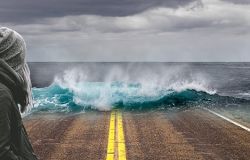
30, 67, 249, 114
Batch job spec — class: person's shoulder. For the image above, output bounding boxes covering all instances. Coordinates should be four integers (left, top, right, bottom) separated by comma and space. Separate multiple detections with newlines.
0, 83, 14, 115
0, 83, 13, 102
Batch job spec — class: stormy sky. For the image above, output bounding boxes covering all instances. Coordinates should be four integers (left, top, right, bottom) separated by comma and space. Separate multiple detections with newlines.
1, 0, 250, 62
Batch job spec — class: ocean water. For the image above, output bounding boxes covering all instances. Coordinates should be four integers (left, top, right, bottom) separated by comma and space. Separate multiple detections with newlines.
28, 62, 250, 114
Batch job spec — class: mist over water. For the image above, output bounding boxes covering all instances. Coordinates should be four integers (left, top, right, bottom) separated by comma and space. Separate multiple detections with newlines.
28, 63, 250, 113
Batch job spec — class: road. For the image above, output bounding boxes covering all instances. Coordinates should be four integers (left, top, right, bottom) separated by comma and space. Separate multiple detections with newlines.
24, 108, 250, 160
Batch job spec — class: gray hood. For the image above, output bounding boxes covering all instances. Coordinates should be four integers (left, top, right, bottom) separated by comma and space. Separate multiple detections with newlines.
0, 59, 28, 112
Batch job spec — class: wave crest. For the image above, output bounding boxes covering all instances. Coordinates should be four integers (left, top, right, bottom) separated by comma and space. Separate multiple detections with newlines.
31, 67, 249, 113
32, 80, 220, 113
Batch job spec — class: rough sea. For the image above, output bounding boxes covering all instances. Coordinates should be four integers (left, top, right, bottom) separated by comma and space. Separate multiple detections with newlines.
28, 62, 250, 115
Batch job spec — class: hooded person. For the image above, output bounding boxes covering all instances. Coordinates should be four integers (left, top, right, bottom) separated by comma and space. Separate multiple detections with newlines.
0, 27, 38, 160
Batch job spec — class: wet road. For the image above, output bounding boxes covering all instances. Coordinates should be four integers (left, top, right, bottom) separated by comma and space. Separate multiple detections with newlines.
24, 108, 250, 160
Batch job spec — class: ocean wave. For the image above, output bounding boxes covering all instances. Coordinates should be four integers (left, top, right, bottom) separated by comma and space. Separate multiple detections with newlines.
30, 80, 248, 113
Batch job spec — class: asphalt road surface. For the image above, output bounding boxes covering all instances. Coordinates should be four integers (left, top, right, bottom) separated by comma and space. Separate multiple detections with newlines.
24, 108, 250, 160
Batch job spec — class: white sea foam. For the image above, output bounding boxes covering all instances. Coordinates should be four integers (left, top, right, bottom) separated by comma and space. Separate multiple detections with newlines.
48, 64, 216, 111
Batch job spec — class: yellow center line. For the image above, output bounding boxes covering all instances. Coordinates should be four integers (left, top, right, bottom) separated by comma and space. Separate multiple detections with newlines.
117, 111, 126, 160
106, 110, 127, 160
106, 111, 115, 160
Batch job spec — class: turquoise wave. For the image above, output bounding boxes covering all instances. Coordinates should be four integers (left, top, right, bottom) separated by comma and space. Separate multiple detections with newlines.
31, 82, 248, 113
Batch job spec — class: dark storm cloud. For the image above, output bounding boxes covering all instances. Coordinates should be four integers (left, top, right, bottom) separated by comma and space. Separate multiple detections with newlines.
0, 0, 196, 23
2, 0, 250, 62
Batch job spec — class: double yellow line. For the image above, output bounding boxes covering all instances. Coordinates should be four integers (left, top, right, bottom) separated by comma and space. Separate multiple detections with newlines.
106, 110, 126, 160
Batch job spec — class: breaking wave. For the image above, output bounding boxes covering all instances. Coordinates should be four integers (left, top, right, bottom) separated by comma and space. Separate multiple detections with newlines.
28, 66, 250, 114
31, 80, 248, 113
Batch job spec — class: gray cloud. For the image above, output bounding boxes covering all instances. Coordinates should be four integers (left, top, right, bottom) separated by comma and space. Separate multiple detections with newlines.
223, 0, 250, 4
0, 0, 195, 23
24, 30, 250, 62
1, 0, 250, 62
8, 0, 249, 36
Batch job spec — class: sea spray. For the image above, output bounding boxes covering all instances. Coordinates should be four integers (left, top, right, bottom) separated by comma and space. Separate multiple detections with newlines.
30, 64, 250, 114
30, 65, 221, 113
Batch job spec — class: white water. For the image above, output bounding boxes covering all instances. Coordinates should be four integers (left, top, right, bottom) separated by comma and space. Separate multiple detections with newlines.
39, 64, 216, 111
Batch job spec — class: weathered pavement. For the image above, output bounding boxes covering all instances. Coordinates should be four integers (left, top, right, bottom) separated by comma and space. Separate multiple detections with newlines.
24, 108, 250, 160
24, 112, 109, 160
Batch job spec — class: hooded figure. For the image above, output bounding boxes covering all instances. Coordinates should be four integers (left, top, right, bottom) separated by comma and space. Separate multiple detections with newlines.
0, 27, 37, 160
